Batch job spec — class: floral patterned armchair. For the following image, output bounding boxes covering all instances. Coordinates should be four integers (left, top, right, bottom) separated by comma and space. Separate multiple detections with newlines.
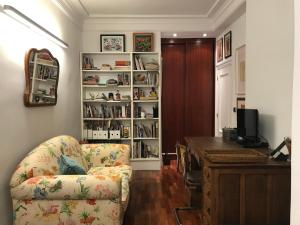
10, 135, 132, 225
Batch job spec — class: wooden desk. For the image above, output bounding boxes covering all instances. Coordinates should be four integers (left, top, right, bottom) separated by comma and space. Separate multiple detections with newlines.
185, 137, 291, 225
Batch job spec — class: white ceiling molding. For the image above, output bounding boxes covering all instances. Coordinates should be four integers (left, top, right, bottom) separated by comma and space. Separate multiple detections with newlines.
211, 0, 246, 32
83, 17, 211, 32
51, 0, 88, 29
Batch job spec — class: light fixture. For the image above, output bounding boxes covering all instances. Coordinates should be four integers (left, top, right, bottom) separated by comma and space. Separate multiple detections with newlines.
173, 33, 178, 37
1, 5, 68, 48
203, 33, 208, 37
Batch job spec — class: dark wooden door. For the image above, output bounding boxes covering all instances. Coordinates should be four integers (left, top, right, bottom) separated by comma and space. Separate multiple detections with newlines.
185, 40, 215, 136
162, 39, 215, 156
162, 43, 186, 154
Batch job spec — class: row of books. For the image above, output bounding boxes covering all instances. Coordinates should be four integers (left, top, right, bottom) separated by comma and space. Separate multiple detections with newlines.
132, 141, 159, 158
133, 122, 159, 138
134, 106, 159, 118
134, 55, 145, 70
133, 72, 159, 85
84, 104, 131, 118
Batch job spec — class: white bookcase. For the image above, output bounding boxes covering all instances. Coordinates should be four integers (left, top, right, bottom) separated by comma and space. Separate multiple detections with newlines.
80, 52, 162, 170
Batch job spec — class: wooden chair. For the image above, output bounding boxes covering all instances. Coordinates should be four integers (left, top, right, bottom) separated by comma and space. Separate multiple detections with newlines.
174, 143, 202, 225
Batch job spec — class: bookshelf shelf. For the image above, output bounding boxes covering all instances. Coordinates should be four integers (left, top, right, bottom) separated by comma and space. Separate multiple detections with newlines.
133, 137, 159, 140
134, 118, 159, 120
133, 100, 159, 103
83, 85, 131, 88
80, 51, 161, 170
82, 70, 131, 73
83, 118, 131, 121
133, 70, 159, 72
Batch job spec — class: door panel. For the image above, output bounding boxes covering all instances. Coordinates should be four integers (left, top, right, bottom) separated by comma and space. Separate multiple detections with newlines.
162, 44, 186, 154
185, 40, 215, 136
217, 72, 231, 136
161, 39, 215, 155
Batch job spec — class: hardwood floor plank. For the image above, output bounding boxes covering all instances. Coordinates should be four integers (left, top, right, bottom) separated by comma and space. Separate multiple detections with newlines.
123, 162, 202, 225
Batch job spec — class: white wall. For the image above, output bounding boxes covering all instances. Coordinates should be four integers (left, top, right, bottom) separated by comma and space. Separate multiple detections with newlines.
215, 13, 246, 136
0, 1, 82, 224
246, 0, 294, 148
291, 0, 300, 223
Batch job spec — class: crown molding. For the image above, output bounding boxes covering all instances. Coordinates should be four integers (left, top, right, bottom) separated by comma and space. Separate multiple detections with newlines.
79, 0, 225, 19
211, 0, 246, 32
51, 0, 88, 29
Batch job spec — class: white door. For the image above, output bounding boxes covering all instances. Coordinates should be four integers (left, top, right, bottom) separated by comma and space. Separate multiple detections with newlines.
215, 70, 232, 136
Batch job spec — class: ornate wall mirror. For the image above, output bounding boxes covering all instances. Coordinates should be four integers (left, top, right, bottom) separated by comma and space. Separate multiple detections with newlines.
24, 48, 59, 107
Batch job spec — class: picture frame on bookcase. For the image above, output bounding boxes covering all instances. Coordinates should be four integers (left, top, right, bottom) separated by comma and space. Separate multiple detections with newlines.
224, 31, 232, 58
216, 38, 223, 63
100, 34, 125, 52
133, 33, 154, 52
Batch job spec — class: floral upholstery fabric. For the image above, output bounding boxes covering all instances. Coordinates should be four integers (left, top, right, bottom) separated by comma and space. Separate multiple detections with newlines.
10, 136, 88, 188
10, 136, 132, 225
88, 165, 132, 202
13, 199, 122, 225
11, 175, 121, 200
81, 144, 130, 168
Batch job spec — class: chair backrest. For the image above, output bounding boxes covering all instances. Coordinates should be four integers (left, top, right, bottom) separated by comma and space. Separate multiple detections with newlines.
176, 143, 191, 177
10, 135, 88, 188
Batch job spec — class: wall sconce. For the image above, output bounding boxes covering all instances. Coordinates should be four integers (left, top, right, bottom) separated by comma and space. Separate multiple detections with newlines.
1, 5, 68, 48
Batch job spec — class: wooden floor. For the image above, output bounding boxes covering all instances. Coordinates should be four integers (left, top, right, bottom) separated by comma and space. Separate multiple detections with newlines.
123, 161, 201, 225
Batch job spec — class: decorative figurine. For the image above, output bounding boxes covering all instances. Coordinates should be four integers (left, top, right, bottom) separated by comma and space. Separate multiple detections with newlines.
115, 90, 121, 101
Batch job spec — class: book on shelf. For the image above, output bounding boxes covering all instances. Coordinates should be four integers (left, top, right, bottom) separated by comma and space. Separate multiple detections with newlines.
134, 55, 145, 70
115, 60, 130, 66
133, 122, 158, 138
133, 141, 159, 158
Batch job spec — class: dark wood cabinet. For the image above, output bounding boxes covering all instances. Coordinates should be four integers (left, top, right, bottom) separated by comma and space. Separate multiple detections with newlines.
186, 137, 291, 225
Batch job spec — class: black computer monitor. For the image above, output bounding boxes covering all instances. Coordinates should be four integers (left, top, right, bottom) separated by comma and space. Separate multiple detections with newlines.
237, 108, 258, 142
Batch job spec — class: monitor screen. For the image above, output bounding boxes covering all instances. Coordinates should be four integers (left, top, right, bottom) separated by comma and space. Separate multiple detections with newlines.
237, 109, 258, 140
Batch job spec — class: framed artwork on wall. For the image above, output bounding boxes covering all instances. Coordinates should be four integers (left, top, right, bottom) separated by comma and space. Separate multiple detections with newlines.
216, 38, 223, 63
133, 33, 154, 52
237, 97, 245, 109
235, 45, 246, 94
100, 34, 125, 52
224, 31, 232, 58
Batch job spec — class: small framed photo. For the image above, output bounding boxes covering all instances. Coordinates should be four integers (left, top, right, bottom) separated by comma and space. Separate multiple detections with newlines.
133, 33, 154, 52
224, 31, 232, 58
100, 34, 125, 52
216, 38, 223, 63
237, 97, 245, 109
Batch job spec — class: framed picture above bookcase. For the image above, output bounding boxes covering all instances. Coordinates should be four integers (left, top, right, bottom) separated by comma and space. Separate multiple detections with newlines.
80, 51, 161, 170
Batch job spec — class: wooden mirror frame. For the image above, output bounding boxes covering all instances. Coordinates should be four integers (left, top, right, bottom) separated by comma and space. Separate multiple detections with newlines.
24, 48, 59, 107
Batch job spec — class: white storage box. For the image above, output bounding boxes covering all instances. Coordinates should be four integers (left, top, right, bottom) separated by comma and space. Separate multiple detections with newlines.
110, 130, 121, 139
92, 130, 101, 140
99, 130, 109, 139
87, 129, 93, 140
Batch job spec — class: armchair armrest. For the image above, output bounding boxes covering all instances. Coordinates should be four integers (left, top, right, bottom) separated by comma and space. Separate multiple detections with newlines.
81, 144, 130, 168
11, 174, 121, 201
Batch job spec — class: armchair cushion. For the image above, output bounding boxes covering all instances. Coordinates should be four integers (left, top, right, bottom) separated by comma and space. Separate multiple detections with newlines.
11, 175, 121, 201
81, 144, 130, 168
88, 165, 132, 203
58, 155, 86, 175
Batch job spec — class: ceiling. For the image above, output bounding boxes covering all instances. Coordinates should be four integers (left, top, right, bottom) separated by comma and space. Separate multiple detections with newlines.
78, 0, 222, 16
